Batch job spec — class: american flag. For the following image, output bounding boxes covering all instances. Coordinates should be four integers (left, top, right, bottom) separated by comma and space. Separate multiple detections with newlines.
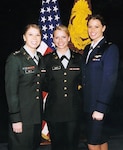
38, 0, 61, 51
37, 0, 62, 142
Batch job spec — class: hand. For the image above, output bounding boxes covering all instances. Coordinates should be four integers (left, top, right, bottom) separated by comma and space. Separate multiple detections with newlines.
12, 122, 22, 133
92, 111, 104, 121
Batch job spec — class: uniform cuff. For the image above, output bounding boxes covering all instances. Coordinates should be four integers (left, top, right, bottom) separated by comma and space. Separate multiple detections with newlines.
9, 112, 21, 123
96, 101, 108, 113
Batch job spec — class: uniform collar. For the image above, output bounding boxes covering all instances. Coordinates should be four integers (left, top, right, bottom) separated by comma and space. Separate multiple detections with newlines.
91, 36, 104, 49
56, 49, 71, 60
23, 45, 38, 59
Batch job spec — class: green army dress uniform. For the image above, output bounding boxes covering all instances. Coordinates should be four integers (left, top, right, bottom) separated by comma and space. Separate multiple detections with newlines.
5, 47, 45, 150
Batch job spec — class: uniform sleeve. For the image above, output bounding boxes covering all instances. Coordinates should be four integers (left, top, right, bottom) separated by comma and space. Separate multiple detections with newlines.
96, 44, 119, 113
5, 54, 22, 123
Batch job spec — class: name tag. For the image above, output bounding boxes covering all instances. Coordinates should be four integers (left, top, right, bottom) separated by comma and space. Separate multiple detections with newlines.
41, 69, 46, 73
69, 67, 80, 71
92, 58, 101, 61
52, 66, 61, 70
22, 66, 35, 74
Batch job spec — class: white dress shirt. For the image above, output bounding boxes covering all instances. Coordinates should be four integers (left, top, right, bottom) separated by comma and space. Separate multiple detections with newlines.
57, 49, 70, 69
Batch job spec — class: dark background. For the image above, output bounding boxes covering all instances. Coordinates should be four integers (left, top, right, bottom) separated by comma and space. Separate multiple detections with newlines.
0, 0, 123, 143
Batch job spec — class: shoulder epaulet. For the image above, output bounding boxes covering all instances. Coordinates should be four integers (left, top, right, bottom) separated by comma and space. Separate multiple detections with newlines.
107, 42, 112, 45
97, 41, 112, 55
13, 50, 21, 55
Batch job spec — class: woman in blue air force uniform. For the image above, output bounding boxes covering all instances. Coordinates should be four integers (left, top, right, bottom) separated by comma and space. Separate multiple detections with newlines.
43, 25, 83, 150
82, 14, 119, 150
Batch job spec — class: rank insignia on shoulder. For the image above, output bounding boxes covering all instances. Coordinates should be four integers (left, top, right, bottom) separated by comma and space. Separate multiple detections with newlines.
13, 51, 20, 55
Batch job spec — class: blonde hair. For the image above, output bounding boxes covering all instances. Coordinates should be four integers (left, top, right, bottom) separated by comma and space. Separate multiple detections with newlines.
53, 25, 70, 37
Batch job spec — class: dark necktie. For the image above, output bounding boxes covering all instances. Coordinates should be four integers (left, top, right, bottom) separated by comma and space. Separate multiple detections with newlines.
60, 55, 69, 61
33, 56, 39, 65
33, 52, 42, 65
60, 55, 69, 68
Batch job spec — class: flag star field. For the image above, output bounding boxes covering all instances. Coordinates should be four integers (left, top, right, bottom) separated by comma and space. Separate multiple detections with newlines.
39, 0, 61, 50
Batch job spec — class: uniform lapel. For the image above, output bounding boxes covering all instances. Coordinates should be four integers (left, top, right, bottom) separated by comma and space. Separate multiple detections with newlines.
21, 48, 37, 67
88, 47, 98, 62
52, 51, 63, 66
87, 38, 106, 63
68, 50, 79, 67
83, 44, 91, 62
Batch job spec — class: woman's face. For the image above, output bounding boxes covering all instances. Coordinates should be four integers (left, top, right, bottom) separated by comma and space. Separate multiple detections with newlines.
53, 29, 70, 51
23, 27, 41, 52
88, 19, 106, 43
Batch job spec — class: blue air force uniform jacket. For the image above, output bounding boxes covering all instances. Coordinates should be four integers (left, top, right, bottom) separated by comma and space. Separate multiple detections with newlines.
5, 47, 45, 125
43, 50, 82, 122
82, 38, 119, 114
